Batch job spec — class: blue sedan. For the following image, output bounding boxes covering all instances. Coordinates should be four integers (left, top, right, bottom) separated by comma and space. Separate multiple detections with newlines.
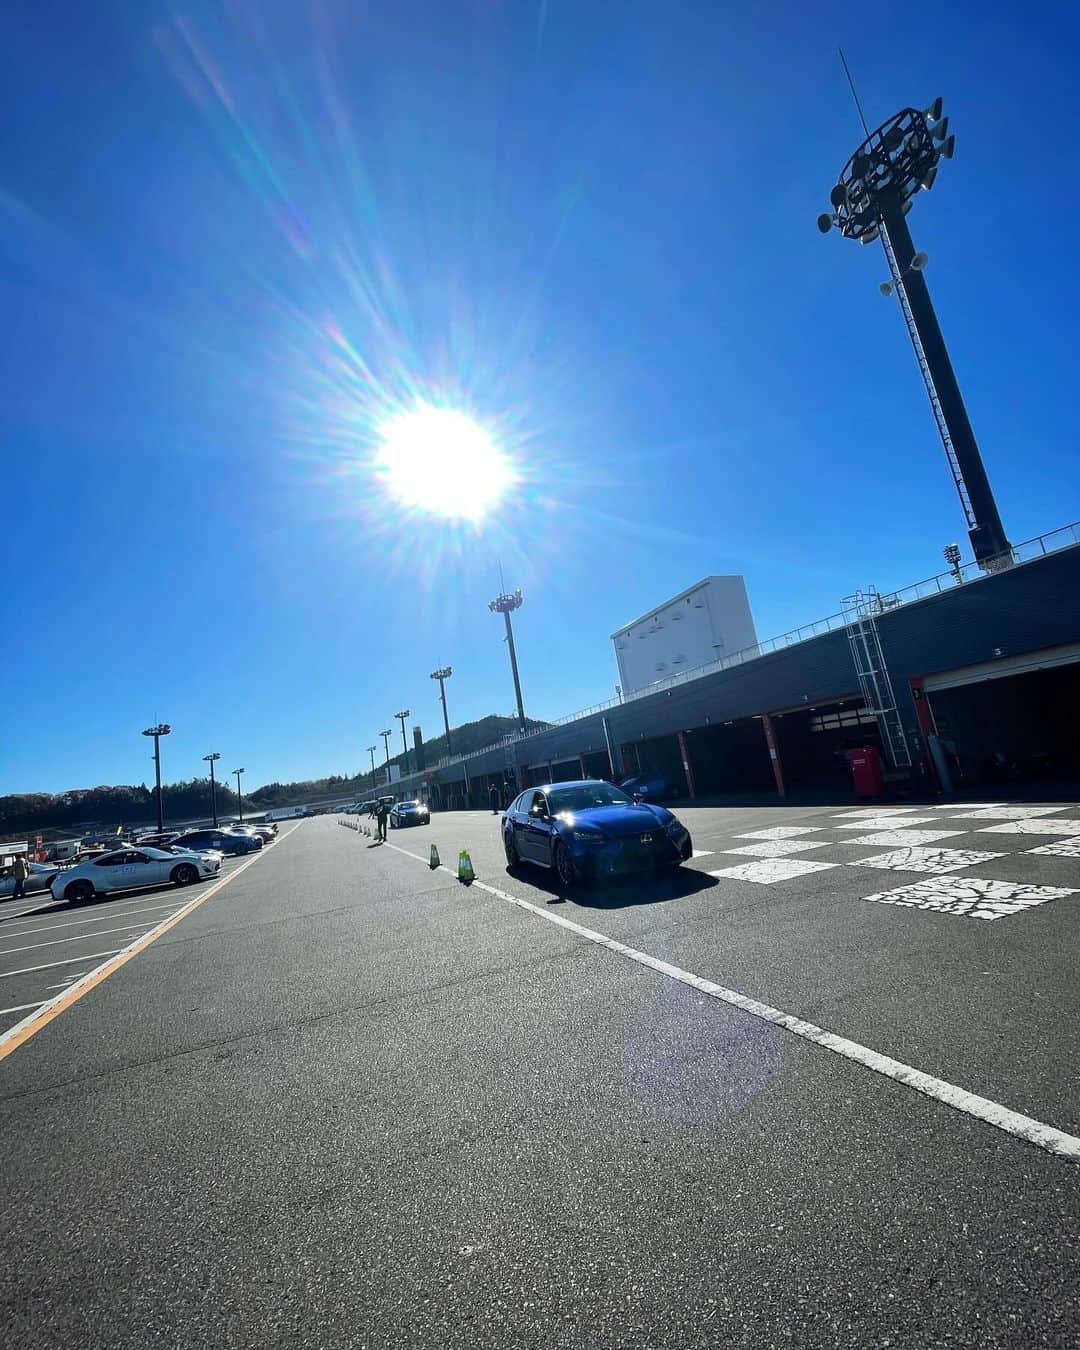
502, 780, 692, 886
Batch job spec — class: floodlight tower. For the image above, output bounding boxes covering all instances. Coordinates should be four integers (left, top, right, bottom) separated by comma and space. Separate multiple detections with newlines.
817, 96, 1012, 569
488, 589, 526, 732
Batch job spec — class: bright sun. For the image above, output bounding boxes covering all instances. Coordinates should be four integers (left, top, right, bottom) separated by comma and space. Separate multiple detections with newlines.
374, 406, 514, 521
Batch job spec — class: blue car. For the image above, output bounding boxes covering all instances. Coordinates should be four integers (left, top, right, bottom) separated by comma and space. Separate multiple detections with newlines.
172, 829, 260, 857
502, 780, 693, 886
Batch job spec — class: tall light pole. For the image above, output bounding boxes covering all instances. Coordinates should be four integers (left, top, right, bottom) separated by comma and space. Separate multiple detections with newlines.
817, 92, 1011, 569
379, 729, 393, 787
141, 723, 171, 832
367, 745, 378, 790
429, 667, 453, 757
203, 751, 221, 828
395, 710, 411, 776
488, 588, 526, 732
233, 768, 245, 824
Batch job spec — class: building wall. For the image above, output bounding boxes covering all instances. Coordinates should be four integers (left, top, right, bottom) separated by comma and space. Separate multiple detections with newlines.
396, 542, 1080, 798
612, 576, 757, 695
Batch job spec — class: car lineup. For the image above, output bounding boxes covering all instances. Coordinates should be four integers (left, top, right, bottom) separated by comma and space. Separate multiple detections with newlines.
49, 846, 222, 904
501, 779, 692, 886
170, 828, 263, 856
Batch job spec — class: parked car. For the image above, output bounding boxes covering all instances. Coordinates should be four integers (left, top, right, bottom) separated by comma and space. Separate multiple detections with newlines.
389, 800, 430, 829
227, 825, 269, 847
502, 779, 692, 886
50, 846, 221, 904
618, 773, 677, 802
135, 831, 181, 850
0, 861, 59, 900
171, 829, 261, 857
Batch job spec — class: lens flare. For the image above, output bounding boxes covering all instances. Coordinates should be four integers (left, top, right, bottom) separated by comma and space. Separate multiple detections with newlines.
374, 406, 514, 520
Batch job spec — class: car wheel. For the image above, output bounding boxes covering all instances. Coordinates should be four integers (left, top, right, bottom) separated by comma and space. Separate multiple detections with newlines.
65, 879, 95, 905
504, 833, 520, 871
553, 839, 577, 888
171, 863, 199, 887
237, 842, 251, 855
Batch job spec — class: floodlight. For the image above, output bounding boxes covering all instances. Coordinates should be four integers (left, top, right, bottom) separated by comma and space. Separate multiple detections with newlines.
911, 251, 928, 270
829, 183, 847, 208
924, 96, 943, 122
817, 212, 834, 234
879, 280, 894, 296
920, 165, 938, 192
932, 116, 950, 143
939, 135, 955, 159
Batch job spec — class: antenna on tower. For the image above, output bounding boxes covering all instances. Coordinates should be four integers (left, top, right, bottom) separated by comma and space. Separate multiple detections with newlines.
838, 47, 870, 138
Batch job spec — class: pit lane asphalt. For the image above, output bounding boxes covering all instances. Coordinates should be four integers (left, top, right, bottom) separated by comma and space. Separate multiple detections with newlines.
1, 811, 1078, 1349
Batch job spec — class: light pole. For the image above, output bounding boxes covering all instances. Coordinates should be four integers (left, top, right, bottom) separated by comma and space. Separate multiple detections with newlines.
488, 588, 526, 732
379, 729, 393, 787
817, 93, 1011, 569
367, 745, 378, 790
203, 752, 221, 827
430, 667, 453, 757
141, 723, 171, 832
395, 710, 411, 776
233, 768, 245, 824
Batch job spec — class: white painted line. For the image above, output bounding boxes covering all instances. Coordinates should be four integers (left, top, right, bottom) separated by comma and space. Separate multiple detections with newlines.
383, 840, 1080, 1164
0, 1001, 45, 1017
0, 899, 188, 940
691, 850, 715, 858
0, 822, 303, 1062
0, 951, 122, 981
0, 921, 171, 959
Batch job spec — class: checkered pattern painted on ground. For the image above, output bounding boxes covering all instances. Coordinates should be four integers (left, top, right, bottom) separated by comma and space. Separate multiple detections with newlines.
703, 802, 1080, 921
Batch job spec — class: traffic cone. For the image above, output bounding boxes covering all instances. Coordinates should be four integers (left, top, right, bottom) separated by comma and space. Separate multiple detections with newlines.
430, 843, 440, 869
457, 849, 475, 883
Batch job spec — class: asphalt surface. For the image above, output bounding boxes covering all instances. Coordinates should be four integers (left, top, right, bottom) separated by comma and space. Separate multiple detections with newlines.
2, 804, 1079, 1348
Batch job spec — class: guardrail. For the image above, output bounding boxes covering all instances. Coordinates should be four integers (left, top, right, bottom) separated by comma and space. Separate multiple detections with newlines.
411, 521, 1080, 781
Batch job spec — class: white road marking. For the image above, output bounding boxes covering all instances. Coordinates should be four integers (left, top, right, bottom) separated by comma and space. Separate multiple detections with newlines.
846, 846, 1008, 875
835, 816, 937, 830
691, 850, 715, 858
862, 876, 1078, 922
0, 951, 122, 981
845, 829, 963, 847
956, 806, 1071, 820
722, 840, 832, 858
0, 1001, 45, 1017
708, 858, 840, 884
0, 922, 169, 959
833, 808, 924, 818
1028, 839, 1080, 858
383, 840, 1080, 1163
978, 820, 1080, 836
734, 826, 823, 840
0, 899, 187, 940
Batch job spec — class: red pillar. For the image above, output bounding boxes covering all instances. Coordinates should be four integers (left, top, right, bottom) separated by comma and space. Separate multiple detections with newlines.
908, 676, 940, 791
676, 730, 697, 798
761, 713, 786, 797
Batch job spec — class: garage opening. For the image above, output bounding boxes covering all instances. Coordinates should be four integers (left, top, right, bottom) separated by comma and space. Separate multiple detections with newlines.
684, 719, 775, 795
619, 735, 687, 796
771, 699, 882, 790
926, 650, 1080, 786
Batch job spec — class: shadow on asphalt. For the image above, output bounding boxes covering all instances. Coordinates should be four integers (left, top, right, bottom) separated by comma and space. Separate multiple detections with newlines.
504, 864, 718, 911
0, 879, 217, 923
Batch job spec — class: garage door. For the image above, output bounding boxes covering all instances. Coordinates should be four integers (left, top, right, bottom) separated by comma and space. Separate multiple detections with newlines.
922, 641, 1080, 694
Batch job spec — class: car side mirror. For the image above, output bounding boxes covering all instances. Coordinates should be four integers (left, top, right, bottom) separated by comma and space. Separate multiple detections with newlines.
632, 791, 645, 802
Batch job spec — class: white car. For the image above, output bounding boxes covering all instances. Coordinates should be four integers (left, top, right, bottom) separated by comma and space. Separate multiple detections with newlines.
50, 845, 221, 905
0, 862, 59, 901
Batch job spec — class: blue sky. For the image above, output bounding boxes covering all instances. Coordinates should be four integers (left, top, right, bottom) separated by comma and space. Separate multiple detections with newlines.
2, 0, 1075, 795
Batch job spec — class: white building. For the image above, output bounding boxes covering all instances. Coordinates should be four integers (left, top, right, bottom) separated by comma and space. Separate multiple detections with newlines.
612, 576, 758, 696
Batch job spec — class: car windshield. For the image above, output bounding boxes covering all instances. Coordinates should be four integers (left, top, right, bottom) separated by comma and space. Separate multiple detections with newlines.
547, 784, 632, 814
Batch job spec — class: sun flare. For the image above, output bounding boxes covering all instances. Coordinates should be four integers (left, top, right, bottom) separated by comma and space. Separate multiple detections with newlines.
374, 406, 514, 521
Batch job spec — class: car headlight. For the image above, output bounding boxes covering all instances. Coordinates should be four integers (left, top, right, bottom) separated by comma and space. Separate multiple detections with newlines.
571, 829, 605, 845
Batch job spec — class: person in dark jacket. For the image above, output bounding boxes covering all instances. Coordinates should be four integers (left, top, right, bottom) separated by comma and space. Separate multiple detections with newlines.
375, 799, 389, 842
489, 783, 501, 814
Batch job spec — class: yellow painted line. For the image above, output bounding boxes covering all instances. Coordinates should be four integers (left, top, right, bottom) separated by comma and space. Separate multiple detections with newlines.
0, 823, 301, 1065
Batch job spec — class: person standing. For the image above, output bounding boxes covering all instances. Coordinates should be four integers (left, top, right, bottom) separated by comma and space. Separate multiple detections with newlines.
489, 783, 500, 814
375, 798, 389, 843
12, 851, 29, 900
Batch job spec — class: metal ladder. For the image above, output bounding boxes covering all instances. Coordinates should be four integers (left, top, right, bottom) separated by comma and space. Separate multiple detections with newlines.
843, 587, 912, 770
880, 225, 976, 533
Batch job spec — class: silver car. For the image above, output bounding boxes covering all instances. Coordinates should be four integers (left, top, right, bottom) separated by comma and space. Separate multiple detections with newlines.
0, 862, 58, 901
50, 846, 221, 905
